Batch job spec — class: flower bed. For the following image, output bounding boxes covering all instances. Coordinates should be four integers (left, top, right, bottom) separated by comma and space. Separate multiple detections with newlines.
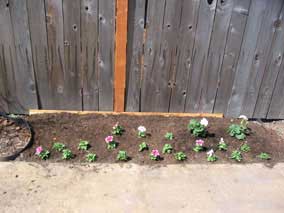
17, 113, 284, 165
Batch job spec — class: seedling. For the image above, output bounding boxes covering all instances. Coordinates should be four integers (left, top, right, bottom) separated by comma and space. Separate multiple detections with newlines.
150, 149, 160, 161
193, 139, 205, 152
139, 142, 148, 152
78, 140, 90, 151
188, 118, 208, 137
231, 150, 242, 162
52, 142, 66, 152
165, 132, 174, 140
62, 149, 73, 160
207, 149, 218, 162
137, 126, 147, 138
117, 150, 129, 161
35, 146, 50, 160
112, 123, 124, 135
240, 143, 250, 152
174, 152, 187, 161
218, 138, 228, 151
162, 144, 173, 154
105, 136, 117, 150
86, 153, 97, 162
228, 116, 249, 140
257, 152, 271, 160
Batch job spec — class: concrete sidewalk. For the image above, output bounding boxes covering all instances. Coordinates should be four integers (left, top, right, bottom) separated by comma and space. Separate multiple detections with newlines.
0, 162, 284, 213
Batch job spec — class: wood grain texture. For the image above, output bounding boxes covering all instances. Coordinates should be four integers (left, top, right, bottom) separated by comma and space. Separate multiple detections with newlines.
98, 0, 115, 111
81, 0, 99, 110
0, 44, 9, 112
125, 0, 146, 112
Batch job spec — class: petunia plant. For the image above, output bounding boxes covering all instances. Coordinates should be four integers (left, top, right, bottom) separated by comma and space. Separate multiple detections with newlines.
117, 150, 129, 161
164, 132, 174, 140
150, 149, 160, 161
218, 138, 228, 151
188, 118, 208, 137
231, 150, 242, 162
35, 146, 50, 160
105, 136, 117, 150
62, 149, 73, 160
175, 152, 187, 161
257, 152, 271, 160
52, 142, 66, 152
162, 144, 173, 154
193, 139, 205, 152
240, 143, 250, 152
112, 122, 124, 135
207, 149, 218, 162
78, 140, 90, 151
86, 153, 97, 162
228, 115, 249, 140
139, 142, 149, 152
137, 126, 147, 138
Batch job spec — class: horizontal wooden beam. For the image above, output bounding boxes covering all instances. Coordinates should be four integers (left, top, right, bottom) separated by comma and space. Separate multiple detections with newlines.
29, 109, 223, 118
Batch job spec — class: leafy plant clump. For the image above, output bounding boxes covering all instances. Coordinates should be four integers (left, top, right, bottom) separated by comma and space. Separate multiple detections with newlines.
231, 150, 242, 162
188, 118, 208, 137
175, 152, 187, 161
52, 142, 66, 152
193, 139, 205, 152
257, 152, 271, 160
218, 138, 228, 151
207, 149, 218, 162
62, 149, 74, 160
162, 144, 173, 154
137, 126, 147, 138
86, 153, 97, 162
139, 142, 149, 152
150, 149, 160, 161
228, 115, 249, 140
105, 136, 117, 150
112, 122, 124, 135
117, 150, 129, 161
78, 140, 90, 151
165, 132, 174, 140
35, 146, 50, 160
240, 143, 250, 152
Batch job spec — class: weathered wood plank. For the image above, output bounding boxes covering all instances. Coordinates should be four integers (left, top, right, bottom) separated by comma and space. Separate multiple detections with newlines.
199, 0, 234, 113
184, 0, 217, 112
255, 4, 284, 118
0, 44, 9, 112
241, 0, 283, 117
125, 0, 146, 112
226, 0, 267, 117
169, 0, 200, 112
98, 0, 115, 111
9, 0, 38, 113
63, 0, 82, 110
26, 0, 50, 109
213, 0, 251, 115
81, 0, 99, 110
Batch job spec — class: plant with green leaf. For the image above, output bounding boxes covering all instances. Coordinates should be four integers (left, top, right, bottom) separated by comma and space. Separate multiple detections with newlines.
257, 152, 271, 160
193, 139, 205, 152
62, 149, 73, 160
240, 143, 250, 152
86, 153, 97, 162
174, 152, 187, 161
231, 150, 242, 162
228, 115, 249, 140
137, 126, 147, 138
52, 142, 66, 152
150, 149, 160, 161
188, 118, 208, 137
139, 142, 148, 152
117, 150, 129, 161
78, 140, 90, 151
162, 144, 173, 154
112, 122, 124, 135
218, 138, 228, 151
207, 149, 218, 162
35, 146, 50, 160
105, 136, 117, 150
164, 132, 174, 140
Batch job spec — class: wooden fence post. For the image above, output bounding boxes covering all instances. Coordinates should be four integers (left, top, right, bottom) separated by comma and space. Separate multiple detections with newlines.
114, 0, 128, 112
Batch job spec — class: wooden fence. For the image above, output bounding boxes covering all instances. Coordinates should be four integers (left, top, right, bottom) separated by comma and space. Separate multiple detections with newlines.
1, 0, 284, 119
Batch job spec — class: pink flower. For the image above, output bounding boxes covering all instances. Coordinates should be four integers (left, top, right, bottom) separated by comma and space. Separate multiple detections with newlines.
196, 139, 204, 146
35, 146, 43, 155
151, 149, 160, 157
105, 136, 114, 143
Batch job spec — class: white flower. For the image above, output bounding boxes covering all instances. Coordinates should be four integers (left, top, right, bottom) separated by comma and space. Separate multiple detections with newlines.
138, 126, 146, 133
200, 118, 208, 127
219, 137, 225, 144
239, 115, 248, 121
207, 149, 214, 157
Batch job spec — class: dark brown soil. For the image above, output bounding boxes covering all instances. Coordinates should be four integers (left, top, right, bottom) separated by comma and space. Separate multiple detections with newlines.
0, 116, 31, 160
17, 113, 284, 166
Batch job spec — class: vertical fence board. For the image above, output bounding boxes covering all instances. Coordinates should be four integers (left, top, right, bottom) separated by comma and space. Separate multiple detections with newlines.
214, 0, 251, 115
81, 0, 99, 110
169, 0, 200, 112
125, 0, 146, 112
199, 0, 234, 112
226, 0, 267, 117
0, 44, 9, 112
254, 4, 284, 118
185, 0, 217, 112
98, 0, 115, 111
241, 0, 283, 117
9, 0, 38, 113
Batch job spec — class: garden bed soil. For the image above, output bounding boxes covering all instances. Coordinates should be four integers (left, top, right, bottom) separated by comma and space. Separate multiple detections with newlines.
16, 113, 284, 166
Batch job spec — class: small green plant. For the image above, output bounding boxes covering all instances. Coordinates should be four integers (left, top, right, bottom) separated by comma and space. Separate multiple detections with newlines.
218, 138, 228, 151
150, 149, 160, 161
228, 116, 249, 140
105, 136, 117, 150
193, 139, 205, 152
52, 142, 66, 152
62, 149, 73, 160
112, 122, 124, 135
207, 149, 218, 162
188, 118, 208, 137
257, 152, 271, 160
162, 144, 173, 154
231, 150, 242, 162
165, 132, 174, 140
139, 142, 148, 152
35, 146, 50, 160
137, 126, 147, 138
174, 152, 187, 161
86, 153, 97, 162
78, 140, 90, 151
117, 150, 129, 161
240, 143, 250, 152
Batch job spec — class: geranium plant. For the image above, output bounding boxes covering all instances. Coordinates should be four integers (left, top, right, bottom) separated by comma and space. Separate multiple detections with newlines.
35, 146, 50, 160
117, 150, 129, 161
105, 136, 117, 150
218, 138, 228, 151
62, 149, 73, 160
174, 152, 187, 161
188, 118, 208, 137
231, 150, 242, 162
228, 115, 249, 140
162, 144, 173, 154
52, 142, 65, 152
164, 132, 174, 140
150, 149, 160, 161
139, 142, 148, 152
137, 126, 147, 138
207, 149, 218, 162
86, 153, 97, 162
112, 122, 124, 135
257, 152, 271, 160
78, 140, 90, 151
240, 143, 250, 152
193, 139, 205, 152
